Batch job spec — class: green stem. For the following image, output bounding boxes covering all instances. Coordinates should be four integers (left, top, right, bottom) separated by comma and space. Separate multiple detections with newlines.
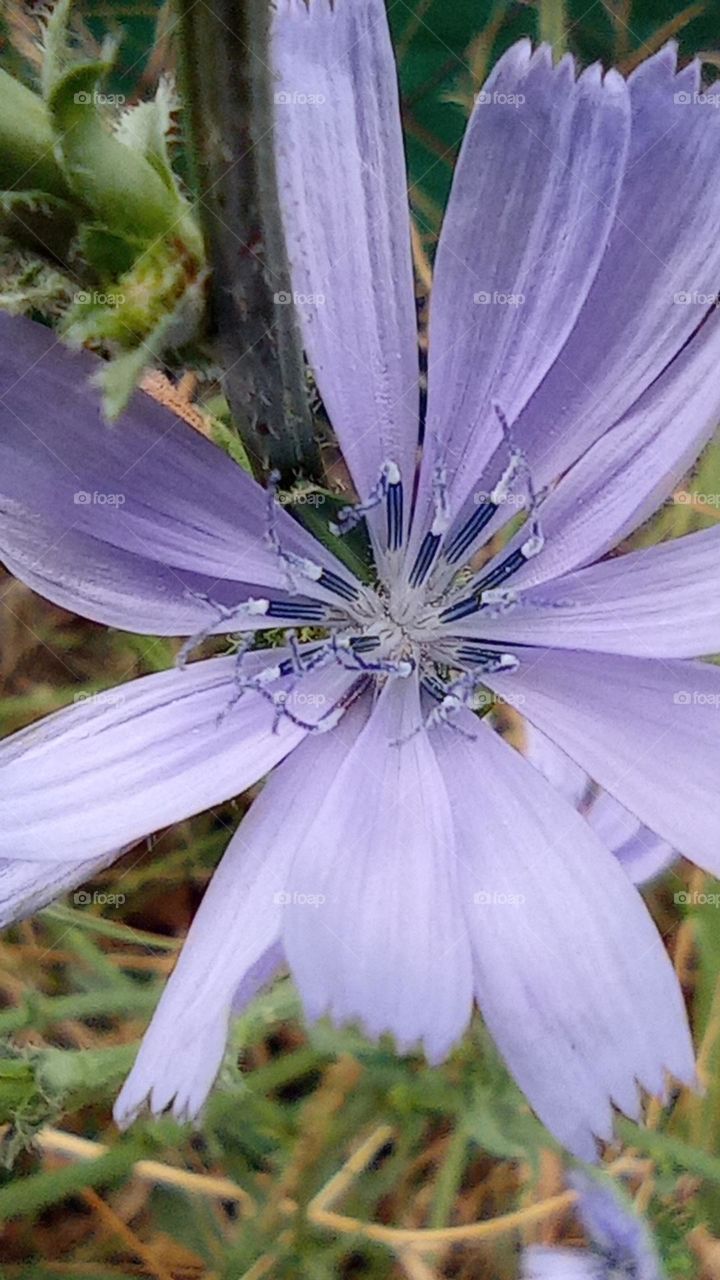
429, 1125, 468, 1228
0, 1138, 146, 1221
0, 985, 158, 1036
176, 0, 320, 483
616, 1117, 720, 1184
538, 0, 567, 56
43, 904, 181, 951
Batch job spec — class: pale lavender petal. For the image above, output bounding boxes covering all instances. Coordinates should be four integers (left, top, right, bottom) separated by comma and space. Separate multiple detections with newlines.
497, 43, 720, 496
0, 852, 117, 928
114, 701, 370, 1126
523, 722, 590, 810
486, 650, 720, 873
458, 525, 720, 657
0, 510, 311, 637
0, 654, 357, 862
283, 673, 473, 1062
522, 1247, 600, 1278
569, 1171, 664, 1280
434, 712, 694, 1160
502, 303, 720, 588
271, 0, 419, 537
523, 725, 675, 885
588, 792, 674, 885
416, 41, 630, 528
0, 314, 357, 628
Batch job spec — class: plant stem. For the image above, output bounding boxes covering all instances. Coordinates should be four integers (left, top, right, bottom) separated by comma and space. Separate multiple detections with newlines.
176, 0, 320, 483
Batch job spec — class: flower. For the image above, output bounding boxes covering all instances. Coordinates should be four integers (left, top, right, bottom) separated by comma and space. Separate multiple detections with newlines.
522, 1171, 663, 1278
1, 3, 720, 1158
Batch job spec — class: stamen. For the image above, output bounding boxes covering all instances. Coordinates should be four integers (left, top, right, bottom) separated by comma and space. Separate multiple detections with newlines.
329, 460, 404, 553
330, 635, 414, 677
442, 404, 530, 568
408, 465, 450, 587
453, 644, 518, 668
316, 568, 360, 603
385, 462, 404, 552
265, 469, 349, 597
176, 594, 270, 668
439, 595, 481, 625
349, 635, 381, 654
265, 601, 328, 622
443, 500, 495, 566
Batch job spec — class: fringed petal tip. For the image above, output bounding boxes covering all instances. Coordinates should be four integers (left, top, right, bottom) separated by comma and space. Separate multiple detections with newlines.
574, 1057, 698, 1163
113, 1016, 230, 1131
303, 999, 469, 1067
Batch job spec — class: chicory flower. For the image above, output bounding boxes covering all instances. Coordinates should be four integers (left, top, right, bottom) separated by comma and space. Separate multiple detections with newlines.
522, 1171, 663, 1278
1, 3, 720, 1157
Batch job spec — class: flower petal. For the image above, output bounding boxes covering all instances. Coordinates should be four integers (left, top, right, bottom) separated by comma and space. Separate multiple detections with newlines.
569, 1171, 664, 1280
588, 792, 674, 885
496, 43, 720, 496
0, 314, 356, 628
0, 510, 303, 637
0, 653, 357, 861
434, 713, 694, 1160
283, 673, 473, 1062
485, 649, 720, 873
271, 0, 419, 536
0, 852, 117, 928
114, 702, 370, 1126
475, 299, 720, 589
415, 41, 629, 528
522, 1248, 599, 1279
460, 525, 720, 657
524, 725, 674, 886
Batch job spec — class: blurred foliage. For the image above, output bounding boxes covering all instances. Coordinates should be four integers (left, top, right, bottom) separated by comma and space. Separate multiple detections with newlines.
1, 0, 720, 1277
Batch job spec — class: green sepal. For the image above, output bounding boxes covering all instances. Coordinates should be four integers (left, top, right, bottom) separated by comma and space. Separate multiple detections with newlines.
47, 63, 183, 244
0, 69, 71, 201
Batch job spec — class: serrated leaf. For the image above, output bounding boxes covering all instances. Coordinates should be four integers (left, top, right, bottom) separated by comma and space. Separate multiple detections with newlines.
48, 63, 183, 244
114, 74, 180, 193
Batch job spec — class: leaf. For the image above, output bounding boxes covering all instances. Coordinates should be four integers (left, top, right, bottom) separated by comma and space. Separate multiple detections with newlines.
114, 74, 181, 193
0, 69, 70, 200
48, 63, 183, 244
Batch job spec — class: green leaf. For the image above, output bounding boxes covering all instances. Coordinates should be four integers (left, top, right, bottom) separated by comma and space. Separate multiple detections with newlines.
48, 63, 183, 244
0, 70, 71, 201
114, 74, 180, 193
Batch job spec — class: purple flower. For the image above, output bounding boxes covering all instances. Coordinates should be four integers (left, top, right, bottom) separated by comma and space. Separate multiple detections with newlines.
522, 1171, 664, 1278
1, 3, 719, 1157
